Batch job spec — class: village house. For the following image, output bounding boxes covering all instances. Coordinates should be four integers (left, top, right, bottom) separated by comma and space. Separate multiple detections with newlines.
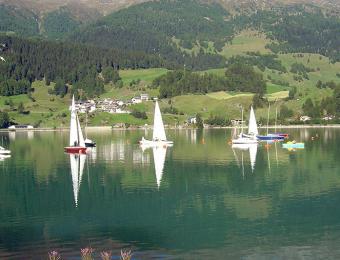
300, 115, 311, 122
75, 100, 96, 114
187, 116, 197, 124
132, 97, 142, 104
140, 93, 149, 101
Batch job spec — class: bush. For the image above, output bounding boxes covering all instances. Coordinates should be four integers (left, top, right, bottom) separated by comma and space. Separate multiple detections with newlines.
131, 110, 148, 119
0, 111, 10, 128
205, 115, 230, 126
163, 106, 179, 115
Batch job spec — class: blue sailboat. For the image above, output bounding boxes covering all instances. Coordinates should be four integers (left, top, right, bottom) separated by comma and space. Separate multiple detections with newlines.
257, 103, 285, 141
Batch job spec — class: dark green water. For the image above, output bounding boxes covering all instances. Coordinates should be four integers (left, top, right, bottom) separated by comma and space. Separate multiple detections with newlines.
1, 128, 340, 259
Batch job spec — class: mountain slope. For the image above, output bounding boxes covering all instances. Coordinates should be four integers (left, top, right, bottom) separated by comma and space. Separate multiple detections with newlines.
0, 4, 39, 36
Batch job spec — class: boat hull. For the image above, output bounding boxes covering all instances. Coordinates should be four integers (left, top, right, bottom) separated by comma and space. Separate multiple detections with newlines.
275, 133, 289, 138
257, 135, 285, 141
64, 146, 87, 154
139, 139, 173, 148
0, 151, 11, 155
85, 142, 96, 148
282, 143, 304, 149
232, 138, 258, 144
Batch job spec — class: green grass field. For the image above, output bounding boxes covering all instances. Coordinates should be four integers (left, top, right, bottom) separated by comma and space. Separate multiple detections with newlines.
221, 30, 272, 58
119, 68, 168, 85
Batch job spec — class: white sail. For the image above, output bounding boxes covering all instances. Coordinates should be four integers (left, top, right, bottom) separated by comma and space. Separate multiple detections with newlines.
248, 106, 258, 135
152, 101, 167, 141
69, 96, 78, 146
249, 144, 258, 172
70, 153, 86, 207
153, 146, 167, 187
69, 95, 85, 147
76, 114, 85, 147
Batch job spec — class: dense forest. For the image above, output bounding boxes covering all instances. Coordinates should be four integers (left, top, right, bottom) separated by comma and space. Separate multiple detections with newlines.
0, 4, 39, 37
0, 35, 164, 97
42, 7, 81, 40
153, 63, 266, 98
1, 0, 340, 66
238, 6, 340, 62
0, 0, 339, 102
68, 0, 230, 70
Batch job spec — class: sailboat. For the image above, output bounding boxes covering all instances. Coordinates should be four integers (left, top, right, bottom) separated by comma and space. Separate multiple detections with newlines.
69, 153, 86, 207
84, 112, 96, 147
139, 100, 173, 147
232, 106, 258, 144
272, 105, 289, 138
257, 103, 285, 141
153, 146, 167, 187
64, 96, 87, 154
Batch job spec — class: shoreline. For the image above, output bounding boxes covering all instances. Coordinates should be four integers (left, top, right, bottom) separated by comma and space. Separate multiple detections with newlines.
1, 124, 340, 132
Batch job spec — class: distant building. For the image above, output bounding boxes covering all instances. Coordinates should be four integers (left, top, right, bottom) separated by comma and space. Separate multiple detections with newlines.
323, 115, 334, 121
187, 116, 197, 124
300, 116, 311, 122
116, 100, 124, 106
8, 125, 34, 131
231, 119, 245, 126
132, 97, 142, 104
140, 93, 149, 101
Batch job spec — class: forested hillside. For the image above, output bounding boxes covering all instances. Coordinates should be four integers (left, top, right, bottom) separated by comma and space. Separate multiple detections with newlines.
41, 7, 81, 39
236, 5, 340, 62
0, 35, 164, 98
0, 4, 39, 37
1, 0, 340, 66
69, 0, 231, 70
0, 0, 339, 123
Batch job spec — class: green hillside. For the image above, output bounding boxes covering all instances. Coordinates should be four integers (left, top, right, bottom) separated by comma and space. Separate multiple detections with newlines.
0, 4, 39, 36
0, 0, 340, 127
42, 7, 81, 39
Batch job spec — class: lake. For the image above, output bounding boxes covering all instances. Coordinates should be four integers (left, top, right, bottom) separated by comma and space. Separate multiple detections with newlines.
0, 128, 340, 259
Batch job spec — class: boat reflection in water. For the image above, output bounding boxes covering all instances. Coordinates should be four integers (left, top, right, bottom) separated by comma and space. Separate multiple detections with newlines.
141, 144, 168, 188
69, 153, 87, 207
153, 146, 167, 187
232, 143, 258, 174
0, 154, 11, 161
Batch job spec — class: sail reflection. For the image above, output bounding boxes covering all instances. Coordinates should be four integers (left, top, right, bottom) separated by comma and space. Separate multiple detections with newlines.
69, 153, 86, 207
232, 143, 258, 173
141, 144, 168, 187
153, 146, 167, 187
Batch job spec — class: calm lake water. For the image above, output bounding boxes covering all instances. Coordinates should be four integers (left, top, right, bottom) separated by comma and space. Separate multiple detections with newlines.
1, 128, 340, 259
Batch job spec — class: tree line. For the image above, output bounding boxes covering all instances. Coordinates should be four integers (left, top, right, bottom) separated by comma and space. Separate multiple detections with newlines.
0, 34, 164, 98
152, 63, 266, 98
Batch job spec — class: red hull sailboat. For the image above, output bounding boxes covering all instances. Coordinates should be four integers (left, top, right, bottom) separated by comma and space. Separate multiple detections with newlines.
64, 96, 87, 154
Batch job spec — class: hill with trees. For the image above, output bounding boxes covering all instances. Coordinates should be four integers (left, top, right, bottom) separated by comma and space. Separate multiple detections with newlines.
0, 0, 340, 127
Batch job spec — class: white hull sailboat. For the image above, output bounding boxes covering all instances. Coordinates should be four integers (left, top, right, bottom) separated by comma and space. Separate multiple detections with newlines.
64, 96, 87, 154
232, 106, 258, 144
139, 100, 173, 148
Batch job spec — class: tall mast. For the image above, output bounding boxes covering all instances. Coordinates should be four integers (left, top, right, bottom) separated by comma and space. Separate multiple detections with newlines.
275, 106, 278, 133
266, 102, 270, 135
241, 106, 243, 134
